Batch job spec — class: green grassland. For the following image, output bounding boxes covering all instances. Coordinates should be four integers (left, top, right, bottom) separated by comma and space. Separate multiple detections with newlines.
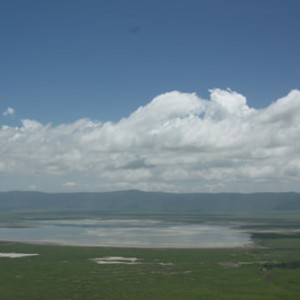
0, 213, 300, 300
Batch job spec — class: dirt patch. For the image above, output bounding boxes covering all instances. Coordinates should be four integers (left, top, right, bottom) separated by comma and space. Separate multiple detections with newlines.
218, 262, 241, 268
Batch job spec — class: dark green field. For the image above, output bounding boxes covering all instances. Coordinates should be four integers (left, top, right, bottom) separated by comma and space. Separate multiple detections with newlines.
0, 213, 300, 300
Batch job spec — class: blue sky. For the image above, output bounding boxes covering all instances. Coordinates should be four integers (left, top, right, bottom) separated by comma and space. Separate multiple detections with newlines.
1, 0, 299, 123
0, 0, 300, 192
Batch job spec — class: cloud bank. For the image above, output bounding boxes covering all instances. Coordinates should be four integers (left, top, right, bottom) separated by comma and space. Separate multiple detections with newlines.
1, 89, 300, 192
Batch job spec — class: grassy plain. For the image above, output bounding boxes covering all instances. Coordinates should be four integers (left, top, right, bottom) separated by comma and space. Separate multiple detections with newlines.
0, 213, 299, 300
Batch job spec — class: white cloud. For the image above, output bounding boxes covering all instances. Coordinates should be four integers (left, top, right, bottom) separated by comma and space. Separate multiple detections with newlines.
63, 182, 77, 188
26, 184, 38, 191
1, 89, 300, 192
3, 107, 15, 116
21, 119, 43, 130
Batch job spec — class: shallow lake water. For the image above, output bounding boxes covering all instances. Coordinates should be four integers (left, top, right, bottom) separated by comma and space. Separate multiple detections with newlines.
0, 219, 251, 248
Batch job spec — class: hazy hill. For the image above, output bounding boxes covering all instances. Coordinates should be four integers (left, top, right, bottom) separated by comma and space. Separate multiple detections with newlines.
0, 190, 300, 216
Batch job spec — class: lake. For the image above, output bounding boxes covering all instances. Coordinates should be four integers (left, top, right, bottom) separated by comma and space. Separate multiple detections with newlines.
0, 219, 251, 248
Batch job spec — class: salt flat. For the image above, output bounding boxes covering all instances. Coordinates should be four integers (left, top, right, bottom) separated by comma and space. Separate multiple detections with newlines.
0, 253, 39, 258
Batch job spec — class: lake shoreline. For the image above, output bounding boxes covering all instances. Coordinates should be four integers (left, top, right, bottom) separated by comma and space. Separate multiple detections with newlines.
0, 218, 252, 249
0, 238, 254, 249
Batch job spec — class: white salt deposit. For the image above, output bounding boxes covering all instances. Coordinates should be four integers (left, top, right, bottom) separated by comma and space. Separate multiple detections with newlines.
0, 253, 39, 258
92, 256, 140, 264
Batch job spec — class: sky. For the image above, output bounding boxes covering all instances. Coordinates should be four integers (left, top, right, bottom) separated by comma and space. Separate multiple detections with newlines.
0, 0, 300, 193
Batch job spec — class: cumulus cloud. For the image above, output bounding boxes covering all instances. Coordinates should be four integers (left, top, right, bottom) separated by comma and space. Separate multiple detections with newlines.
3, 107, 15, 116
1, 89, 300, 192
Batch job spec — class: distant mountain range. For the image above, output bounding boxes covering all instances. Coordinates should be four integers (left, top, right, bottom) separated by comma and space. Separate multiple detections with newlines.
1, 190, 300, 216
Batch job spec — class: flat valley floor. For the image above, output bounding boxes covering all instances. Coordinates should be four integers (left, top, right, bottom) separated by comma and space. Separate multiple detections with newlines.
0, 213, 299, 299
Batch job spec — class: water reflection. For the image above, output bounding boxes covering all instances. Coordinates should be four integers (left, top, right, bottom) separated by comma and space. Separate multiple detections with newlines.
0, 219, 251, 248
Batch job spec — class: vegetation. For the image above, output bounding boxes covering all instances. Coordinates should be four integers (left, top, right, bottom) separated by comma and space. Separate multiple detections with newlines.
0, 211, 300, 299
